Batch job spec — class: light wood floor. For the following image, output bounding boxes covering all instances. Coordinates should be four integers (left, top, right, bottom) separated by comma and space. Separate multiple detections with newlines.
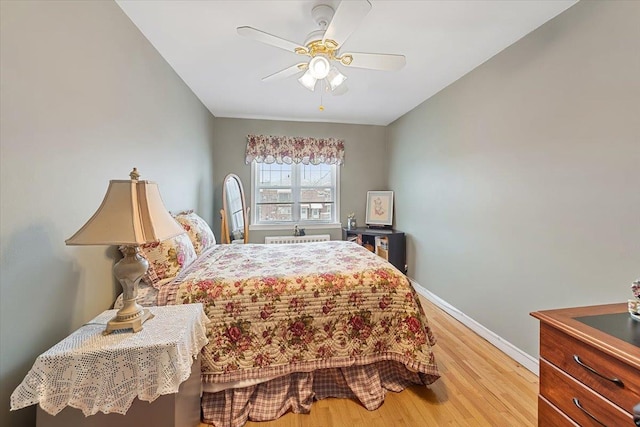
200, 295, 539, 427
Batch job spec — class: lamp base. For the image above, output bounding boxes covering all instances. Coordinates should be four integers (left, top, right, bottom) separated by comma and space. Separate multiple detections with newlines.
106, 245, 153, 335
103, 308, 154, 335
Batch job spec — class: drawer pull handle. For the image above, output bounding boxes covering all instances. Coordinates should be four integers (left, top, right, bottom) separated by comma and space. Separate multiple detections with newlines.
573, 355, 624, 387
572, 398, 607, 426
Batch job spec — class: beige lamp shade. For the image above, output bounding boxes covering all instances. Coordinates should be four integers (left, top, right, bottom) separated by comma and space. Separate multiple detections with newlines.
66, 179, 184, 246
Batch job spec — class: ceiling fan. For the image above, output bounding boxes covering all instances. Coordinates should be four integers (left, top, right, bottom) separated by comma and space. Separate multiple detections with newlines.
237, 0, 406, 95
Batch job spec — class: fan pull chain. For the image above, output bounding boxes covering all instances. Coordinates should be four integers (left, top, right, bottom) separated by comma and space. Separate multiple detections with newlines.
319, 79, 325, 111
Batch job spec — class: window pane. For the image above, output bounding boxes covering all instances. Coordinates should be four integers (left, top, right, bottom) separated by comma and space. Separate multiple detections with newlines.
253, 162, 337, 225
257, 204, 292, 222
300, 164, 332, 186
299, 203, 333, 221
258, 188, 292, 203
300, 188, 333, 202
259, 164, 292, 186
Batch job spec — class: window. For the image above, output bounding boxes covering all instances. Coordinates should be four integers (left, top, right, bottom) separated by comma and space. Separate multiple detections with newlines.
251, 162, 339, 226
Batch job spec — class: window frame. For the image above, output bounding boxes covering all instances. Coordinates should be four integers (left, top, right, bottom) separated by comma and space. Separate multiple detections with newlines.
250, 162, 341, 230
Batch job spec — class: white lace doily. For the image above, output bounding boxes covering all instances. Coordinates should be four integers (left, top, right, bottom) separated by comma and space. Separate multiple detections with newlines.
10, 304, 209, 416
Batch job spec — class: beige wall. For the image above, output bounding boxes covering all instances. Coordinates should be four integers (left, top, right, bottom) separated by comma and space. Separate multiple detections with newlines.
211, 117, 387, 243
387, 0, 640, 358
0, 2, 215, 426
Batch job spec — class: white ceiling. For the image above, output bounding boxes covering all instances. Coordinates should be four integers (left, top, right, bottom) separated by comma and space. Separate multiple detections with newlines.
116, 0, 577, 126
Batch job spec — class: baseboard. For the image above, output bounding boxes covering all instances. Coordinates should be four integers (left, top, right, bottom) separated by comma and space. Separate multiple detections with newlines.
410, 279, 539, 376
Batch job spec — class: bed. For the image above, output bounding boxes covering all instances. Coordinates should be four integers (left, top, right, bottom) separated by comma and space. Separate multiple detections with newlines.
122, 213, 440, 427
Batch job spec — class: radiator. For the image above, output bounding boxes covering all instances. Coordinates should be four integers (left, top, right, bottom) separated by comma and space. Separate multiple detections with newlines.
264, 234, 331, 244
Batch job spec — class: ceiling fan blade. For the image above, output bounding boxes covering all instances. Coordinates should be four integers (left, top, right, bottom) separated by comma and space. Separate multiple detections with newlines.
340, 52, 406, 71
237, 26, 305, 54
262, 63, 308, 82
322, 0, 372, 49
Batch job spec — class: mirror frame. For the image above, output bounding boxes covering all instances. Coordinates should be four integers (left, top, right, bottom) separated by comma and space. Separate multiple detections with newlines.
220, 173, 249, 244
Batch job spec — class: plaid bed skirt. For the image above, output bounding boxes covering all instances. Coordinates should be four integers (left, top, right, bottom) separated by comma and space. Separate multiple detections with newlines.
201, 360, 439, 427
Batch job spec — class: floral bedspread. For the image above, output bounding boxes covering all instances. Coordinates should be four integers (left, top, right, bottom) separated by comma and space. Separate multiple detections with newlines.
159, 241, 439, 384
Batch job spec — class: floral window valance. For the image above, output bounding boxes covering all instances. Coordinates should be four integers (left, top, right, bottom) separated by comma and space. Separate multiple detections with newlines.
245, 134, 345, 165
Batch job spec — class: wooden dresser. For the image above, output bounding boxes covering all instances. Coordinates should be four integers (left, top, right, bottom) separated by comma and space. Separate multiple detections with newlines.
531, 303, 640, 426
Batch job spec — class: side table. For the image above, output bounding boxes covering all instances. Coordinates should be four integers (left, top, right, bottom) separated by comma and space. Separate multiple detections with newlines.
342, 227, 407, 273
11, 304, 209, 427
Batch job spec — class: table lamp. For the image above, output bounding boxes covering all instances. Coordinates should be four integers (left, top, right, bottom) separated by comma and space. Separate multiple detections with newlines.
66, 168, 185, 334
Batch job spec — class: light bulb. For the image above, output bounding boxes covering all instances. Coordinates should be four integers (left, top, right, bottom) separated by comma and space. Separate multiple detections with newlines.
298, 70, 317, 91
326, 67, 347, 91
309, 56, 330, 79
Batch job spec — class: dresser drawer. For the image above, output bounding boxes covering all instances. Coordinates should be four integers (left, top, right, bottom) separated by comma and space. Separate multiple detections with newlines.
540, 323, 640, 414
538, 395, 579, 427
540, 359, 633, 427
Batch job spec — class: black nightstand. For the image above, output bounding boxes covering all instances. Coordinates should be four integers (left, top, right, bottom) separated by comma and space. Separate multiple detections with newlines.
342, 227, 407, 274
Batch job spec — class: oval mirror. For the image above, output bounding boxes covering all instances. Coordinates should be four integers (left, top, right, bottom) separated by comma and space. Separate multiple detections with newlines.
221, 173, 249, 244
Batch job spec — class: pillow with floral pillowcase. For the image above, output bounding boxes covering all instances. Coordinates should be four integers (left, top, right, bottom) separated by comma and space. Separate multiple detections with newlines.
137, 232, 198, 289
172, 210, 216, 256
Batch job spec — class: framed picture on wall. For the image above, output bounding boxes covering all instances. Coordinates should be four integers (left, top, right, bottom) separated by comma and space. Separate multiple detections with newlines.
365, 191, 394, 227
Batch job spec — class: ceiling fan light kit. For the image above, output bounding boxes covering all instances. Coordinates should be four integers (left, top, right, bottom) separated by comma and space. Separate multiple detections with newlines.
238, 0, 405, 102
298, 63, 347, 93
